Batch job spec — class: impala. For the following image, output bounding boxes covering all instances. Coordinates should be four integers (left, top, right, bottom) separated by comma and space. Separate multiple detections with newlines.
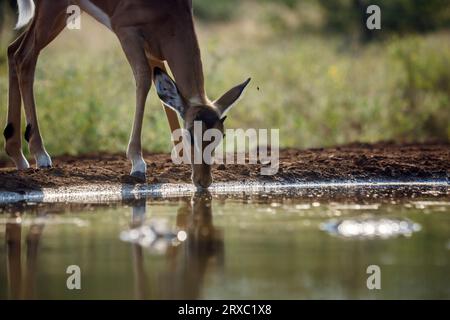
4, 0, 250, 188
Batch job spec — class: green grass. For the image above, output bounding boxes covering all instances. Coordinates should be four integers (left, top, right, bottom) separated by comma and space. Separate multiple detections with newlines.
1, 4, 449, 160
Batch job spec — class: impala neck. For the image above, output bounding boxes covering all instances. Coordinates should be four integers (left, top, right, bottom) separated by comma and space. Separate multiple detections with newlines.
159, 8, 209, 105
167, 42, 208, 106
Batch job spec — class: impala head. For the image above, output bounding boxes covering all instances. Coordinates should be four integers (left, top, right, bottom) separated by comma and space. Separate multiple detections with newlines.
154, 68, 250, 189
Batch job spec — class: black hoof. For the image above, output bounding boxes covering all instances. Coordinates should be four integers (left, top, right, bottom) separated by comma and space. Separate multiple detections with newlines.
38, 165, 52, 169
130, 171, 147, 182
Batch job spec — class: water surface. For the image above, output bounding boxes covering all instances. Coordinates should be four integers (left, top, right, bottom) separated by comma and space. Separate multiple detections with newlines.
0, 186, 449, 299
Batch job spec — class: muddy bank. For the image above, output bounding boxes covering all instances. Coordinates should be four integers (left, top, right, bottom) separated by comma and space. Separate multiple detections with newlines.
0, 142, 449, 193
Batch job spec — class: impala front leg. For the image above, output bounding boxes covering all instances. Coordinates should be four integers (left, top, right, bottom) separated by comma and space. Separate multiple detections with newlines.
117, 29, 152, 180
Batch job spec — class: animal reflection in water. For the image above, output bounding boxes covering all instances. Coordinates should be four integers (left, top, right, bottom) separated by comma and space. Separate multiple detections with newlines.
4, 211, 46, 299
3, 193, 224, 299
129, 192, 224, 300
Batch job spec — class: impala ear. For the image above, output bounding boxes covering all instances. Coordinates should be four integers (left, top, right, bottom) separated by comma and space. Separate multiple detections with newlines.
153, 67, 187, 118
214, 78, 251, 118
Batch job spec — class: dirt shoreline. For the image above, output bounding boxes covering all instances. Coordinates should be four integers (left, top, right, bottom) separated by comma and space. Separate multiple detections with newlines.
0, 142, 449, 193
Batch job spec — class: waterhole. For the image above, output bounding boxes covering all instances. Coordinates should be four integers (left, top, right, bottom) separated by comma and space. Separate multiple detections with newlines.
0, 185, 449, 299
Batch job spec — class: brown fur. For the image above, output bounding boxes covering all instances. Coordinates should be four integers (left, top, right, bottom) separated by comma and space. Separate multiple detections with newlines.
5, 0, 249, 188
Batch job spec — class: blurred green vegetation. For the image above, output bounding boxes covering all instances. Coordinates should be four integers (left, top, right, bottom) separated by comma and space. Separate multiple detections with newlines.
194, 0, 450, 35
0, 0, 449, 160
